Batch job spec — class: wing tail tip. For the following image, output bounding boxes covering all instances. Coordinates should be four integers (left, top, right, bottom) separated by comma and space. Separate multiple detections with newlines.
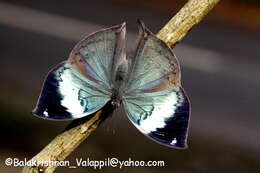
31, 107, 70, 121
31, 108, 47, 119
168, 142, 188, 150
32, 107, 51, 120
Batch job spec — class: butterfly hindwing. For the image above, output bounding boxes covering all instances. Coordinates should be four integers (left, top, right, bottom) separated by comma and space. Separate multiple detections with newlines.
33, 23, 126, 120
33, 62, 111, 120
123, 21, 190, 148
123, 87, 190, 148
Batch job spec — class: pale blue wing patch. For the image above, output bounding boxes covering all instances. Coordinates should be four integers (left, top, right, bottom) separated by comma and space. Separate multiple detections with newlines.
123, 21, 190, 148
126, 21, 180, 93
69, 23, 126, 89
33, 62, 111, 120
123, 87, 190, 148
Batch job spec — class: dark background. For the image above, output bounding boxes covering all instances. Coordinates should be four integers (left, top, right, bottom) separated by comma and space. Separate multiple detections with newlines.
0, 0, 260, 172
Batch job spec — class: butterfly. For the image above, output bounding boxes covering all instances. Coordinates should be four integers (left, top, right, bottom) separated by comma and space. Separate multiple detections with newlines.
33, 20, 190, 149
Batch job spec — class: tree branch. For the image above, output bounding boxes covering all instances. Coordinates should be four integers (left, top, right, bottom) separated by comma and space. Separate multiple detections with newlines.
22, 0, 220, 172
22, 109, 106, 173
157, 0, 220, 47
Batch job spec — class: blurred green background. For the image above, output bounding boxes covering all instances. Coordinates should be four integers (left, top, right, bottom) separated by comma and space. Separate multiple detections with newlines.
0, 0, 260, 172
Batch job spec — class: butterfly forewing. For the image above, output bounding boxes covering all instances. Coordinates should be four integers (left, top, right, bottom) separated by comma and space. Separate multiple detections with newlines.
69, 23, 126, 88
126, 24, 180, 93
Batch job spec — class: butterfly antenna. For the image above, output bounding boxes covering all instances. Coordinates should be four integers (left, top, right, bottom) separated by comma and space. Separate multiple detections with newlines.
137, 19, 145, 29
119, 21, 126, 31
137, 19, 154, 37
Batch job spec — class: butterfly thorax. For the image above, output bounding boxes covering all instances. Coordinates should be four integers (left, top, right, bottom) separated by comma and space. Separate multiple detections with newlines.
110, 61, 128, 108
111, 88, 122, 108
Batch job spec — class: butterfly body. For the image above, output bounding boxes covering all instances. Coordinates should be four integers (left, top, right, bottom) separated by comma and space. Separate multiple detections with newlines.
33, 21, 191, 149
110, 88, 123, 108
